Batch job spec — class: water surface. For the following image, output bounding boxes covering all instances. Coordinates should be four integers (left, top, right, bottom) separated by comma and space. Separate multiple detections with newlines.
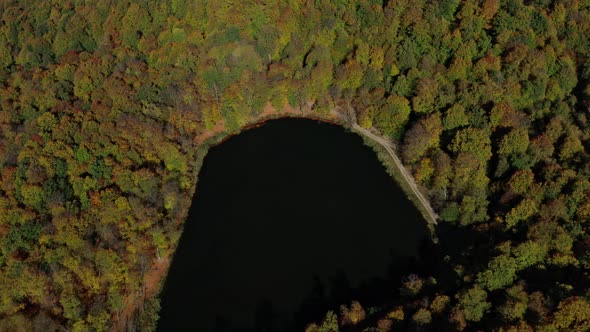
157, 118, 429, 331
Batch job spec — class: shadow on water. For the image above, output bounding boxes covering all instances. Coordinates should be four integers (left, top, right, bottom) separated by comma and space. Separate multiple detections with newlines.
209, 252, 428, 332
156, 118, 431, 331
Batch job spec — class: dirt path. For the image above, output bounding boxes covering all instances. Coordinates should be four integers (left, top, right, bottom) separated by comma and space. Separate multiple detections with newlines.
114, 256, 171, 331
330, 106, 438, 225
350, 123, 438, 224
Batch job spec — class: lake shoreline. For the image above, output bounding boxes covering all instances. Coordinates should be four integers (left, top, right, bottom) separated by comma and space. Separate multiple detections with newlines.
117, 103, 438, 331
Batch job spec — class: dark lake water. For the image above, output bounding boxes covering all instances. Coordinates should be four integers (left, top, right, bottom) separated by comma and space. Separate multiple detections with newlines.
157, 118, 429, 331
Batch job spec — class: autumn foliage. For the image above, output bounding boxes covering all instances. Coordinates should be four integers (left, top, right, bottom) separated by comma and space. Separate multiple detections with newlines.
0, 0, 590, 331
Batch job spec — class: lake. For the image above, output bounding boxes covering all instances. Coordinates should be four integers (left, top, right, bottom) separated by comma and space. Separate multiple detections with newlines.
157, 118, 429, 331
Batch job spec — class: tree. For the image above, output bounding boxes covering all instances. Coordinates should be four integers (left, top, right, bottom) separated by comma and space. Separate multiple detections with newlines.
477, 254, 518, 291
373, 94, 411, 140
528, 134, 554, 164
443, 103, 469, 130
559, 127, 584, 161
504, 199, 538, 229
513, 241, 546, 270
498, 128, 529, 155
457, 286, 491, 322
306, 311, 339, 332
120, 4, 150, 49
508, 169, 535, 196
412, 77, 440, 113
402, 113, 442, 163
448, 128, 492, 162
340, 301, 365, 326
0, 314, 33, 332
498, 284, 528, 322
431, 295, 451, 314
412, 308, 432, 326
481, 0, 499, 24
489, 102, 524, 129
415, 157, 434, 184
400, 274, 424, 297
550, 297, 590, 331
335, 59, 364, 91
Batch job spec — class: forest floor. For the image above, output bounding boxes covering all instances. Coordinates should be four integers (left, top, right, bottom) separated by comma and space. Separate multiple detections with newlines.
114, 255, 171, 331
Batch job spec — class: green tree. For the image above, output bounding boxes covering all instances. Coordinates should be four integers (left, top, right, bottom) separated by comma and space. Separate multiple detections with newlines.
306, 311, 339, 332
373, 95, 411, 140
402, 113, 442, 163
498, 128, 529, 155
477, 254, 518, 291
449, 128, 492, 162
513, 241, 546, 269
457, 286, 491, 322
550, 297, 590, 331
443, 104, 469, 130
504, 199, 538, 228
498, 284, 528, 322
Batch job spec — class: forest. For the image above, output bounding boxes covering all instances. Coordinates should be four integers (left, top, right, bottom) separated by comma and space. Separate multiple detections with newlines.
0, 0, 589, 330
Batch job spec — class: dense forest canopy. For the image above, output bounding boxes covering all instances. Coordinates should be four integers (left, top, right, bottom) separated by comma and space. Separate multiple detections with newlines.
0, 0, 589, 330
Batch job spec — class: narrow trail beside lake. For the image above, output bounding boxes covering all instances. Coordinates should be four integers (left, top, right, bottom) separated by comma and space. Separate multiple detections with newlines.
333, 107, 438, 225
351, 123, 439, 225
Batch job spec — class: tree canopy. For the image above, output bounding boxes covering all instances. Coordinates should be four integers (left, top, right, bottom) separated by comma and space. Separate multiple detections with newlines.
0, 0, 589, 331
